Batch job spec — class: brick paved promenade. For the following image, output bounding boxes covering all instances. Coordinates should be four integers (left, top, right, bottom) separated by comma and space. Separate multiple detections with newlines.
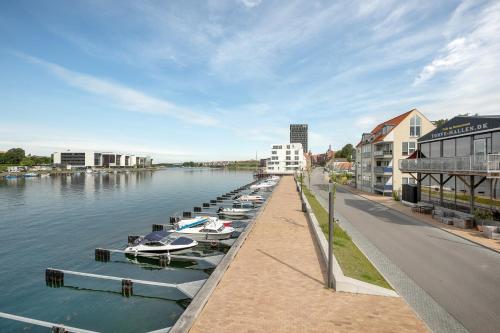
190, 176, 427, 333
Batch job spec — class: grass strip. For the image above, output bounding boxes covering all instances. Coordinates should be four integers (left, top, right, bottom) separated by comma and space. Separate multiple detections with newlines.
303, 186, 392, 289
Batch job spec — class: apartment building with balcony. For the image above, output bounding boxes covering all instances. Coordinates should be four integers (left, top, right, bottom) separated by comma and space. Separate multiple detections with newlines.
266, 143, 306, 174
355, 109, 435, 195
399, 115, 500, 214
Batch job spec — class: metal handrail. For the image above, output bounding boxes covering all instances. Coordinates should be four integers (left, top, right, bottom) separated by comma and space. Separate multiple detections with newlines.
399, 154, 500, 173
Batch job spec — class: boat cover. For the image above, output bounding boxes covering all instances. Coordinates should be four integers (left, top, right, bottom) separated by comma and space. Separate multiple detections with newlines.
177, 217, 209, 230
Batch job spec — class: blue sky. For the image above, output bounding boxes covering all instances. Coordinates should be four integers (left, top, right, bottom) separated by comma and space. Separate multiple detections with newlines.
1, 0, 499, 162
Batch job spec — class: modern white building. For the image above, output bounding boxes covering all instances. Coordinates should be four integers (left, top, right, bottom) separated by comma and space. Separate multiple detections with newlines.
266, 143, 306, 174
52, 151, 152, 168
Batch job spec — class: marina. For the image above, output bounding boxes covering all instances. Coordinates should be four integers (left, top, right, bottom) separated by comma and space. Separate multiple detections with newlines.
0, 168, 277, 332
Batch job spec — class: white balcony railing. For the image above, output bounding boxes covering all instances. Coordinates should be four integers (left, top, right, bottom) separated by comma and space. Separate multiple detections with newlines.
399, 154, 500, 174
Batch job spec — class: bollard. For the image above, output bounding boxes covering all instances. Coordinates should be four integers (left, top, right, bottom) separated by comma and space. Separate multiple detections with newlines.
302, 202, 307, 212
152, 224, 164, 232
194, 207, 202, 212
121, 279, 133, 297
183, 211, 192, 218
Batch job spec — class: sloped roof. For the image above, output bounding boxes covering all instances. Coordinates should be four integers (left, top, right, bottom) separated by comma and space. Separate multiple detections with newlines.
357, 110, 414, 147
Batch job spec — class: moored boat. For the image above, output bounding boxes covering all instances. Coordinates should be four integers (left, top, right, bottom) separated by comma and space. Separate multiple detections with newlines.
124, 231, 197, 254
170, 218, 235, 240
217, 207, 252, 218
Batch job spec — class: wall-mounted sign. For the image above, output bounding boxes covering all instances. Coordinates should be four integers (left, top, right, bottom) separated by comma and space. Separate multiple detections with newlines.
419, 116, 500, 142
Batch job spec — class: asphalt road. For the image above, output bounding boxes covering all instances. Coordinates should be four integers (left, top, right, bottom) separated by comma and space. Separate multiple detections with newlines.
309, 169, 500, 333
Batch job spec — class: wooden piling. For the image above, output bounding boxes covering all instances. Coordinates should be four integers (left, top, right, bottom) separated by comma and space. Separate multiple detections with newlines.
121, 279, 133, 297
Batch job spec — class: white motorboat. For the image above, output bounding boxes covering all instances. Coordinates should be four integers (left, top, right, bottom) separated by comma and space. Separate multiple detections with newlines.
170, 218, 235, 240
236, 194, 264, 202
217, 207, 252, 217
125, 231, 197, 254
233, 201, 256, 209
250, 180, 277, 189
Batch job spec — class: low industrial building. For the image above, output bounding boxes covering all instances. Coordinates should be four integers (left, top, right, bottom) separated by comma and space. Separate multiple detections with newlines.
266, 143, 306, 174
52, 151, 152, 169
355, 109, 435, 195
399, 115, 500, 214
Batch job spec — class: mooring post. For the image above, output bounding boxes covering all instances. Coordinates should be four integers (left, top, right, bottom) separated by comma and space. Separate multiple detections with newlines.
327, 180, 335, 289
95, 248, 111, 262
51, 326, 67, 333
121, 279, 133, 297
152, 224, 164, 231
45, 269, 64, 287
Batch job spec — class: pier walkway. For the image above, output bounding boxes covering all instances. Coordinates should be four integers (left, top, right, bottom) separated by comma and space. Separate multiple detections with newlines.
190, 176, 427, 333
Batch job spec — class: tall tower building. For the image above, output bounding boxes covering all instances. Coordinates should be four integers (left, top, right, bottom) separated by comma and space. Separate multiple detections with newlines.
290, 124, 308, 153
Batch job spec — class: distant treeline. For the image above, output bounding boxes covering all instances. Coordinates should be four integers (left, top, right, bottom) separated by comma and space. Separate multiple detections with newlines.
0, 148, 51, 166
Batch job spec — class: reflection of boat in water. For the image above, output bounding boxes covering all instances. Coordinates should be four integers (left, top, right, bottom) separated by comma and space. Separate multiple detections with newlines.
125, 231, 197, 254
124, 254, 197, 269
4, 175, 18, 179
24, 173, 38, 177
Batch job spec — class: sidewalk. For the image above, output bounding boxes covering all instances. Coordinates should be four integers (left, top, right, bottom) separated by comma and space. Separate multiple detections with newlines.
189, 176, 427, 333
343, 185, 500, 253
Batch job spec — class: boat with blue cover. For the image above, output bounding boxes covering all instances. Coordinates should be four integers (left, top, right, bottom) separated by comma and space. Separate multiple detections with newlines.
124, 231, 197, 254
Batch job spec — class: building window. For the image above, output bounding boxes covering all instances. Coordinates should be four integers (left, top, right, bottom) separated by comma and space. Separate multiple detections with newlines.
286, 156, 291, 160
402, 177, 416, 185
286, 150, 291, 155
443, 139, 455, 157
295, 150, 299, 155
456, 136, 471, 156
272, 150, 277, 155
410, 115, 421, 137
294, 156, 299, 160
430, 141, 441, 158
271, 156, 278, 160
402, 142, 416, 156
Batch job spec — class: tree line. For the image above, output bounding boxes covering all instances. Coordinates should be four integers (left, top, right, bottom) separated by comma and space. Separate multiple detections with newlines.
0, 148, 51, 166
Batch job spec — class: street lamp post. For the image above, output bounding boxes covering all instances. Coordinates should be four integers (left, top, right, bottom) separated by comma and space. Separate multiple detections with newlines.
327, 179, 335, 288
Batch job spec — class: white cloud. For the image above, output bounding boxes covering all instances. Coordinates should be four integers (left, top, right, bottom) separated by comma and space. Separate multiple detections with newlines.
355, 116, 378, 130
240, 0, 262, 9
416, 1, 500, 118
17, 53, 218, 126
413, 37, 478, 85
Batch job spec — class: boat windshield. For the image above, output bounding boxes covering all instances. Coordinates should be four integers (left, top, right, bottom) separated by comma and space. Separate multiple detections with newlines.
161, 235, 179, 244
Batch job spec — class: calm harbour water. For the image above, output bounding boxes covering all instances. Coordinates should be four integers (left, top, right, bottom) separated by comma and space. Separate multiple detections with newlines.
0, 168, 254, 332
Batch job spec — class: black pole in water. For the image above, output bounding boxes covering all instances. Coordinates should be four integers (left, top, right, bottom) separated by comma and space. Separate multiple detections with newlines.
327, 179, 335, 289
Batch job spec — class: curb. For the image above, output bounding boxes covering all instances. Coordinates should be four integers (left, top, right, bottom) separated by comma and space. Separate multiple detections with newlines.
341, 184, 500, 255
169, 179, 279, 333
298, 179, 398, 297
